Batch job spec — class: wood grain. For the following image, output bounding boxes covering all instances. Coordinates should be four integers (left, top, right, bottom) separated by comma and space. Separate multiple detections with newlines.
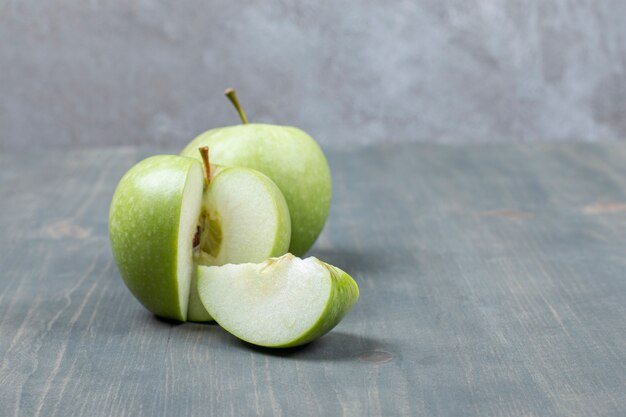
1, 143, 626, 416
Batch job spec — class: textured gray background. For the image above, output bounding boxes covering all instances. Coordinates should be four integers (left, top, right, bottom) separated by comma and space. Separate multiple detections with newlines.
1, 0, 626, 150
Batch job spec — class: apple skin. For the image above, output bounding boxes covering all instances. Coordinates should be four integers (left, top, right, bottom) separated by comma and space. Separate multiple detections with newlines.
187, 269, 212, 322
109, 155, 202, 321
181, 124, 332, 256
279, 262, 359, 348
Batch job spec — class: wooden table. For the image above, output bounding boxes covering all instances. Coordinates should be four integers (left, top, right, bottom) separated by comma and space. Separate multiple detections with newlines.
2, 143, 626, 417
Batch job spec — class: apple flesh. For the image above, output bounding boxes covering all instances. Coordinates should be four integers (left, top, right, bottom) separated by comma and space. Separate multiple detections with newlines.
197, 254, 359, 348
196, 167, 291, 265
187, 166, 291, 321
109, 155, 291, 322
180, 91, 331, 257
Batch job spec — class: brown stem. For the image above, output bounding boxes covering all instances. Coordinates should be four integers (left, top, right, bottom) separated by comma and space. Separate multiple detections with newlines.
199, 146, 211, 186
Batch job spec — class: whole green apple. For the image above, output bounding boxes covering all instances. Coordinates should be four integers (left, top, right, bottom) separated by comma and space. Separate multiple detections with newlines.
181, 88, 332, 256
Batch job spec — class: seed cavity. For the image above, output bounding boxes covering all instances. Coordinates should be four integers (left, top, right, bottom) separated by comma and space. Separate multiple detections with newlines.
192, 225, 201, 248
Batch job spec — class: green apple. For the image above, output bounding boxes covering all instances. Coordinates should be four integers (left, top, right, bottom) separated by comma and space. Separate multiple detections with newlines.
197, 254, 359, 348
180, 88, 332, 256
109, 151, 290, 322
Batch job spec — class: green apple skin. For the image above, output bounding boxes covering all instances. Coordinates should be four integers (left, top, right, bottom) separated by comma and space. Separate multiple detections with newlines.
187, 268, 212, 322
109, 155, 203, 321
181, 124, 332, 256
281, 262, 359, 348
197, 254, 359, 348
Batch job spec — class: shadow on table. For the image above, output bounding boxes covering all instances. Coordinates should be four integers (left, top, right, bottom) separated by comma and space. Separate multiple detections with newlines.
152, 315, 220, 326
226, 331, 398, 363
148, 247, 395, 363
151, 316, 397, 363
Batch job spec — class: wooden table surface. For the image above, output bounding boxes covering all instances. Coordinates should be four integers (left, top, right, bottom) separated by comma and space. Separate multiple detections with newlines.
2, 143, 626, 417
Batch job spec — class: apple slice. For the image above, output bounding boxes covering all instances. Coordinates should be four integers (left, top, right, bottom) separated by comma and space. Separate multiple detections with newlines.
197, 254, 359, 347
109, 152, 291, 322
195, 167, 291, 266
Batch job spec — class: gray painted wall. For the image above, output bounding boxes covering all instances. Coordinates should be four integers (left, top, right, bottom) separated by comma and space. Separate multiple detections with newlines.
1, 1, 626, 150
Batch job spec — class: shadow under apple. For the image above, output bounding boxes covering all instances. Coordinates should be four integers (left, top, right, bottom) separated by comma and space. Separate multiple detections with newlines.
150, 314, 396, 363
224, 331, 397, 363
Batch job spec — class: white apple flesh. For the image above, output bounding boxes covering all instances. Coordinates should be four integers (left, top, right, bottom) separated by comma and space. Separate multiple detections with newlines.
187, 166, 291, 321
196, 167, 291, 266
197, 254, 359, 347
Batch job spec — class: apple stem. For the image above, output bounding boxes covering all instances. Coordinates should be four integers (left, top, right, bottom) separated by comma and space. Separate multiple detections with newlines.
224, 87, 249, 124
199, 146, 211, 186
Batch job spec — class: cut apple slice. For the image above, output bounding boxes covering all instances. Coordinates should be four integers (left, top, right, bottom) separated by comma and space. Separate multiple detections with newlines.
197, 254, 359, 347
195, 167, 291, 265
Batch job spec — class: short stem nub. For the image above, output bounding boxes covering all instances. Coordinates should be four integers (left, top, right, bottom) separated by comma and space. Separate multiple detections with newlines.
224, 87, 249, 124
199, 146, 211, 186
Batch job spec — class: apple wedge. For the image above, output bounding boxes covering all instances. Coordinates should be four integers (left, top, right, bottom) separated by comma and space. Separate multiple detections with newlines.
195, 167, 291, 266
109, 152, 291, 322
197, 254, 359, 348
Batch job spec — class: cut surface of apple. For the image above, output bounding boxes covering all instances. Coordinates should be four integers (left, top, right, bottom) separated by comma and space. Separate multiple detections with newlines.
197, 254, 359, 347
187, 166, 291, 321
109, 154, 291, 322
195, 167, 291, 266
